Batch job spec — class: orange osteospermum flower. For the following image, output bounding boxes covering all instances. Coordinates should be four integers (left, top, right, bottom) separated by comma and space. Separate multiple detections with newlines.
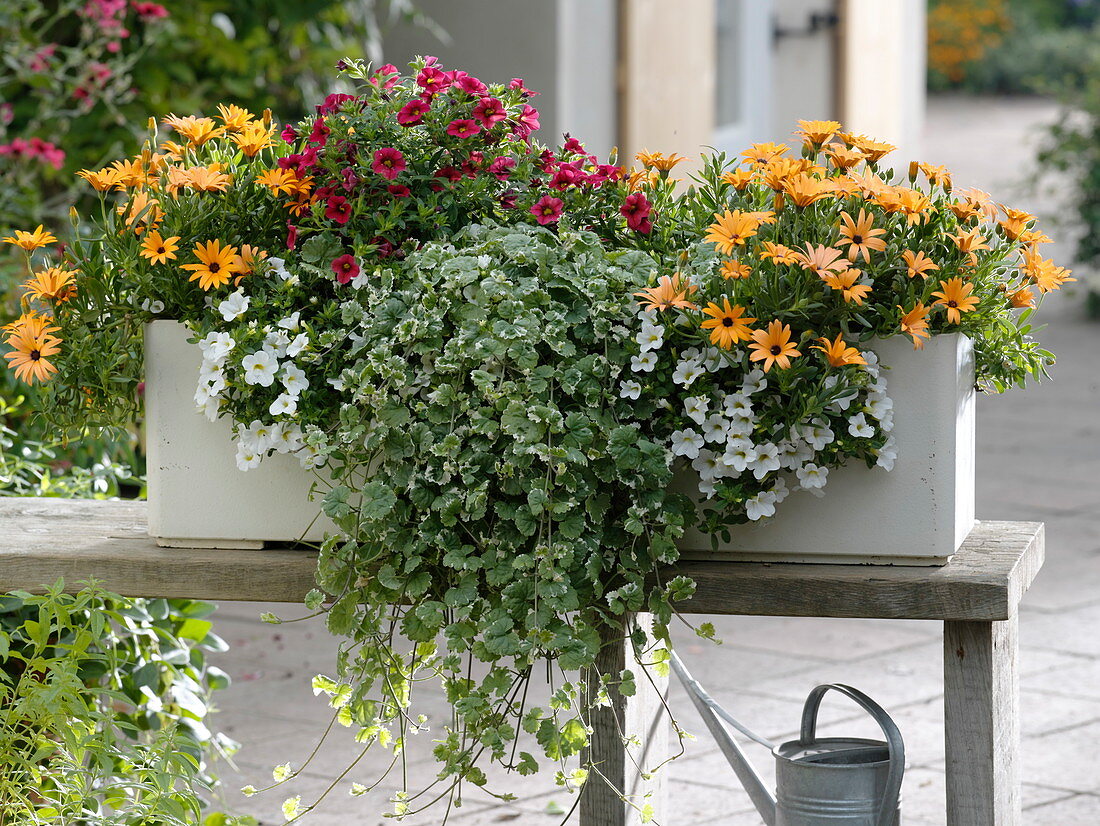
796, 243, 850, 279
181, 239, 244, 290
875, 187, 933, 225
232, 122, 277, 157
846, 168, 889, 198
22, 266, 77, 302
704, 210, 762, 254
635, 150, 687, 172
953, 187, 998, 221
720, 259, 752, 280
998, 207, 1034, 241
634, 273, 698, 312
163, 114, 224, 147
842, 134, 896, 163
931, 277, 980, 323
898, 302, 931, 349
812, 334, 867, 367
761, 157, 809, 190
233, 243, 267, 283
1008, 286, 1035, 308
749, 320, 801, 372
759, 242, 799, 266
949, 227, 991, 267
255, 167, 300, 196
1023, 250, 1075, 293
748, 210, 777, 225
4, 312, 59, 339
902, 250, 939, 280
117, 190, 162, 230
4, 327, 61, 384
1017, 228, 1051, 249
796, 119, 841, 146
3, 225, 58, 251
216, 103, 255, 132
106, 158, 148, 189
741, 142, 789, 166
838, 209, 887, 262
824, 144, 866, 170
782, 172, 831, 207
919, 162, 952, 188
822, 268, 872, 305
700, 298, 756, 350
140, 230, 180, 265
183, 165, 232, 192
720, 168, 754, 190
76, 167, 119, 191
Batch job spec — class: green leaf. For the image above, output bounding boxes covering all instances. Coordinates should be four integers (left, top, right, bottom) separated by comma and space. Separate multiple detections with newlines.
360, 481, 398, 521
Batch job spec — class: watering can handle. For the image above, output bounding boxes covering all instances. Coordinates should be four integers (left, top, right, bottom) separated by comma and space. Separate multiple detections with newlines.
799, 684, 905, 826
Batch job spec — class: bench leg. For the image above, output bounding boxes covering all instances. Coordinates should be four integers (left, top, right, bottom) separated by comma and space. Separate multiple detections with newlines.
580, 613, 670, 826
944, 616, 1021, 826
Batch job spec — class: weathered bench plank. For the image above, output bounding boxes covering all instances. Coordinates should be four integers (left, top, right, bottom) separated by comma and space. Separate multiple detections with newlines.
0, 499, 1042, 621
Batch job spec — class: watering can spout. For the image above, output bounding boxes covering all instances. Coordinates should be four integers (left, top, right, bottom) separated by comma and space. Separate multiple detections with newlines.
669, 653, 777, 826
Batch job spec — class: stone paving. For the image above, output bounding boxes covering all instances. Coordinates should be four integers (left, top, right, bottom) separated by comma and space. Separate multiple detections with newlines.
204, 96, 1100, 825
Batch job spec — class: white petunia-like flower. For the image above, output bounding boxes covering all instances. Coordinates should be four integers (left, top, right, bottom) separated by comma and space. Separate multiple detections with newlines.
631, 352, 657, 373
670, 428, 706, 459
277, 312, 301, 331
239, 419, 275, 452
201, 395, 221, 422
271, 423, 304, 453
701, 414, 729, 443
771, 476, 790, 504
281, 363, 309, 397
801, 421, 835, 451
796, 462, 829, 490
672, 359, 704, 387
741, 369, 768, 395
745, 491, 777, 521
299, 444, 327, 469
198, 331, 235, 364
879, 409, 895, 432
848, 412, 876, 438
722, 438, 757, 473
636, 322, 665, 352
269, 393, 298, 417
264, 329, 291, 358
140, 297, 165, 314
701, 347, 724, 373
194, 383, 214, 410
683, 395, 709, 425
266, 256, 291, 280
875, 435, 898, 471
691, 449, 724, 482
722, 393, 752, 418
865, 394, 893, 421
749, 442, 782, 480
697, 478, 717, 499
198, 362, 226, 394
285, 332, 309, 358
217, 291, 250, 322
235, 443, 262, 471
619, 380, 642, 400
242, 350, 279, 386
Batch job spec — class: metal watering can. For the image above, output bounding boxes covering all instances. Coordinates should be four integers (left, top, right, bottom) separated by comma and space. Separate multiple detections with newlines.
671, 652, 904, 826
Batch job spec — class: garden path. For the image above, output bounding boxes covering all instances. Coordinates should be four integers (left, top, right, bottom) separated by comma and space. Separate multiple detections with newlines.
205, 95, 1100, 825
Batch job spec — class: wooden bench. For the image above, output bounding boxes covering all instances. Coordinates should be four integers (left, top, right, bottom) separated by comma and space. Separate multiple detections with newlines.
0, 498, 1043, 826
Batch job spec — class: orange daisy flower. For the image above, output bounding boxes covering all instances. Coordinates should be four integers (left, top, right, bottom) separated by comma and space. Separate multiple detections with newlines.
822, 268, 873, 305
749, 320, 801, 372
782, 172, 831, 207
635, 150, 687, 172
4, 327, 61, 384
838, 209, 888, 262
796, 119, 841, 147
949, 227, 991, 267
902, 250, 939, 280
22, 266, 77, 303
759, 242, 800, 266
180, 240, 244, 290
812, 334, 867, 368
824, 144, 866, 170
2, 225, 58, 251
898, 302, 931, 349
720, 259, 752, 280
740, 142, 789, 166
183, 165, 232, 193
796, 244, 851, 279
700, 299, 756, 350
704, 210, 762, 254
918, 162, 952, 188
76, 167, 120, 191
255, 168, 300, 196
216, 103, 255, 132
163, 114, 224, 147
634, 273, 699, 312
140, 230, 180, 265
1008, 286, 1035, 309
875, 187, 933, 225
232, 122, 277, 157
842, 134, 896, 163
720, 168, 754, 190
931, 278, 980, 324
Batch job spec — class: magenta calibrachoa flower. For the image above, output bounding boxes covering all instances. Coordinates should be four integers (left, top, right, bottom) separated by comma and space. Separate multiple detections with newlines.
372, 148, 406, 180
324, 196, 352, 225
530, 195, 563, 225
331, 253, 359, 285
446, 119, 480, 139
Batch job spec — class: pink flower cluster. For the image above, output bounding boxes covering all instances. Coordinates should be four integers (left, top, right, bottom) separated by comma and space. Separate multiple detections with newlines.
0, 138, 65, 170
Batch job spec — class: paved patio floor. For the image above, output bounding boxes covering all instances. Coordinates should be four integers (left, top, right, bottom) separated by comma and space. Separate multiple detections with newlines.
204, 96, 1100, 825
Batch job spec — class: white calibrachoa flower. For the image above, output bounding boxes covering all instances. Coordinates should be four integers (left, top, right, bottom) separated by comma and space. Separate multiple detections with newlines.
281, 363, 309, 397
198, 332, 234, 364
796, 462, 829, 490
198, 362, 226, 393
630, 352, 657, 373
691, 449, 724, 483
672, 358, 704, 387
778, 439, 813, 470
277, 312, 301, 331
701, 414, 729, 443
266, 256, 291, 280
745, 491, 777, 521
670, 428, 705, 459
286, 332, 309, 358
140, 297, 165, 314
271, 423, 304, 453
875, 435, 898, 471
636, 322, 665, 352
741, 369, 767, 395
722, 438, 757, 472
235, 443, 262, 471
242, 350, 279, 387
749, 442, 781, 480
801, 421, 835, 450
865, 394, 893, 421
269, 393, 298, 416
771, 476, 790, 504
619, 380, 641, 400
878, 409, 895, 432
299, 444, 326, 469
848, 412, 875, 438
264, 329, 291, 358
683, 395, 709, 424
722, 393, 752, 419
700, 347, 724, 373
217, 290, 250, 322
240, 419, 275, 452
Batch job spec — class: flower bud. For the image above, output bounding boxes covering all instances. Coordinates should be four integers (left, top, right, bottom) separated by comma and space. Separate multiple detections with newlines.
69, 206, 80, 228
773, 191, 785, 211
262, 108, 272, 128
908, 161, 918, 182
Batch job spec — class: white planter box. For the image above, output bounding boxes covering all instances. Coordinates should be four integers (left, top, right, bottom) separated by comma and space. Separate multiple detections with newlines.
145, 320, 334, 549
675, 334, 976, 566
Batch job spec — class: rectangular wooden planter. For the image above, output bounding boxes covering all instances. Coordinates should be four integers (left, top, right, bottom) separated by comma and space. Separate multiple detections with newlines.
676, 333, 976, 566
144, 320, 334, 549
